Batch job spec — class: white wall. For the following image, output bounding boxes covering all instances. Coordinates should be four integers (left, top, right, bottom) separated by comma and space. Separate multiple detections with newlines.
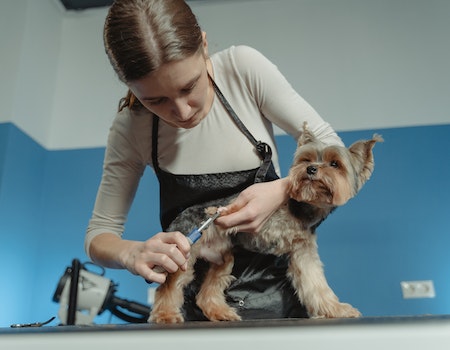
192, 0, 450, 132
0, 1, 28, 124
2, 0, 450, 150
49, 8, 125, 150
0, 0, 62, 146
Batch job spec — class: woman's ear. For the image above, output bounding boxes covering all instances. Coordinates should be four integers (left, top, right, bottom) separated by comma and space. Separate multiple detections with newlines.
202, 31, 209, 57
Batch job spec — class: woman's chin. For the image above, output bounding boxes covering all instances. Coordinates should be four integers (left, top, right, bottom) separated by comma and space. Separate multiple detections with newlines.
176, 111, 204, 129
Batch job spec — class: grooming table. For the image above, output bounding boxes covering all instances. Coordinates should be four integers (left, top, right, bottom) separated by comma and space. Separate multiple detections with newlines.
1, 315, 449, 349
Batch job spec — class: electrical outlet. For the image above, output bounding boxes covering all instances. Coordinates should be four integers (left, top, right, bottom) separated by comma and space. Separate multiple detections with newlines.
400, 280, 435, 299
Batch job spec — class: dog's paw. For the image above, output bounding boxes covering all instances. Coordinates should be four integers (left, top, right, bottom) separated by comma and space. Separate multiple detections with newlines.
203, 305, 242, 322
312, 302, 361, 319
333, 302, 362, 318
148, 310, 184, 324
205, 206, 219, 216
197, 292, 241, 322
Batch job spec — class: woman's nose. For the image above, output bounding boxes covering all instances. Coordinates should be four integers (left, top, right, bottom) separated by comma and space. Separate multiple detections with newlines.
172, 98, 192, 120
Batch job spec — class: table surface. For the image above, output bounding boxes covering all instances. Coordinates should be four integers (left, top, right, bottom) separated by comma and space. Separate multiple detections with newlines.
2, 315, 450, 350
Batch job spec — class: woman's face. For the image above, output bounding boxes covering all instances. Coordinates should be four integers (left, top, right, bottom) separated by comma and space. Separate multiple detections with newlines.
128, 51, 213, 129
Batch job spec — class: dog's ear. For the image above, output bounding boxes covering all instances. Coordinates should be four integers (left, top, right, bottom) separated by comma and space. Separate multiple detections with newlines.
349, 134, 383, 189
298, 122, 319, 147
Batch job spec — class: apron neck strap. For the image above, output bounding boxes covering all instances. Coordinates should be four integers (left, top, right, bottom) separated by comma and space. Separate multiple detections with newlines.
209, 75, 273, 183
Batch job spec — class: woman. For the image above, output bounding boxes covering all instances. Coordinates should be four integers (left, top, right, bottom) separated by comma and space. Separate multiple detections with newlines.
86, 0, 343, 320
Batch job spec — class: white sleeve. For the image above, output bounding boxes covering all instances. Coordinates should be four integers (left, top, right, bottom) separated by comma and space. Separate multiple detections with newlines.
84, 110, 148, 258
233, 45, 343, 146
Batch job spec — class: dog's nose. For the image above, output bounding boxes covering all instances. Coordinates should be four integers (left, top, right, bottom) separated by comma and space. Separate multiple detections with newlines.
307, 165, 318, 175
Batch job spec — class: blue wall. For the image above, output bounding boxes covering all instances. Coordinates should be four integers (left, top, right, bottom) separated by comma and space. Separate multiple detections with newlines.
0, 122, 449, 326
0, 123, 46, 325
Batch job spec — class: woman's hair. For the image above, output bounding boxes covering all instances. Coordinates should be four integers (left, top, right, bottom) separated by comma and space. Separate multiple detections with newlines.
104, 0, 203, 111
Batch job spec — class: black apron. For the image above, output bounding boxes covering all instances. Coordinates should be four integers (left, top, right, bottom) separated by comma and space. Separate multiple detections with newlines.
151, 78, 308, 320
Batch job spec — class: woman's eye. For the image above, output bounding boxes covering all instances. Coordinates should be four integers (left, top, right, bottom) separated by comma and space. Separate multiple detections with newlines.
147, 98, 165, 106
182, 84, 196, 94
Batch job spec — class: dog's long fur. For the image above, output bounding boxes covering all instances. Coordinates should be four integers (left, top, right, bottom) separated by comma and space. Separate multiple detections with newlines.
149, 124, 382, 323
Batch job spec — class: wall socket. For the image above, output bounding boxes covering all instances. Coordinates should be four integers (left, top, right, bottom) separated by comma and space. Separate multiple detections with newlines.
400, 280, 435, 299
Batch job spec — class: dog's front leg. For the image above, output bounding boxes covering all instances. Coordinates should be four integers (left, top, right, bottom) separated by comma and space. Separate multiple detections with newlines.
288, 237, 361, 318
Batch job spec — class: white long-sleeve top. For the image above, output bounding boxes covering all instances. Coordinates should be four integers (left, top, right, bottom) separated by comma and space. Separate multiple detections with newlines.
85, 45, 343, 256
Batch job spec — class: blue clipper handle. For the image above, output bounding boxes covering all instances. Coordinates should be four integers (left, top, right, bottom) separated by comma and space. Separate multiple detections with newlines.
186, 228, 202, 245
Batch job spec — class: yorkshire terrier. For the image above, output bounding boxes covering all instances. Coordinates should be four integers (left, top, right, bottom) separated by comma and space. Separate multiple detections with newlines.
149, 123, 382, 324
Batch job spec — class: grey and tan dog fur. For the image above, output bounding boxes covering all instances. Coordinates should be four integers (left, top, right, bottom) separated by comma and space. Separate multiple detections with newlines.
150, 123, 383, 324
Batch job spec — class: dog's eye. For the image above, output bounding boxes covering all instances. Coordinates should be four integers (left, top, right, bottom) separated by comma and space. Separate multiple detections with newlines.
330, 160, 339, 168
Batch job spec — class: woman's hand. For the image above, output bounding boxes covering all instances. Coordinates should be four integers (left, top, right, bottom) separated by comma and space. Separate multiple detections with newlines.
90, 231, 191, 284
121, 231, 192, 284
215, 178, 290, 234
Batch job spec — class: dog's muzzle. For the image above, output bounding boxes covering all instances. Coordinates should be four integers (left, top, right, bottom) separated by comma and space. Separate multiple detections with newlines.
306, 165, 318, 175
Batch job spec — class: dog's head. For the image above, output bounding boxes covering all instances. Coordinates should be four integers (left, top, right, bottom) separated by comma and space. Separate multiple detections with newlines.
287, 123, 383, 209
